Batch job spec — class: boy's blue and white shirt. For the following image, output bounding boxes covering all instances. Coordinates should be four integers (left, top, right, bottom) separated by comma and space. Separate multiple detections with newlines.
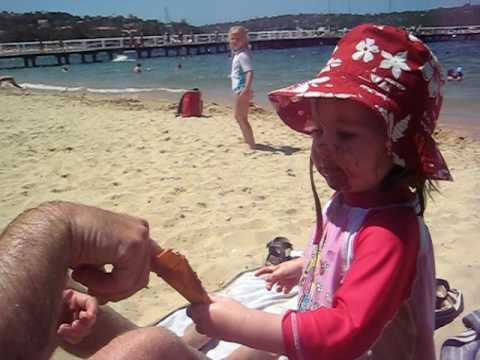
230, 48, 253, 92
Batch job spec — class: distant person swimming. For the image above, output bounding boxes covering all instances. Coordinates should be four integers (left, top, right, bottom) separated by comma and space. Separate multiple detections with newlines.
456, 66, 464, 80
62, 65, 70, 72
133, 63, 142, 73
447, 67, 464, 81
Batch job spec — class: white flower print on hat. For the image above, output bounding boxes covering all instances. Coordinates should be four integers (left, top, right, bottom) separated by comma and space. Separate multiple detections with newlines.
421, 60, 442, 98
320, 58, 342, 73
352, 38, 379, 63
380, 51, 411, 79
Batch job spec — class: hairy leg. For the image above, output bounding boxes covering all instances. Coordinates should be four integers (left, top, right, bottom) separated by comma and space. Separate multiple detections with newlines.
227, 345, 279, 360
234, 94, 255, 148
89, 327, 209, 360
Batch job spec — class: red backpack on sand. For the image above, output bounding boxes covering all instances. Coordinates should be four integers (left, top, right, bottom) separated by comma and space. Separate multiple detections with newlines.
176, 88, 203, 117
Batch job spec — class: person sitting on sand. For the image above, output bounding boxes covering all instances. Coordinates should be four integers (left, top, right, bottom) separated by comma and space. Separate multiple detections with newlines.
0, 75, 22, 89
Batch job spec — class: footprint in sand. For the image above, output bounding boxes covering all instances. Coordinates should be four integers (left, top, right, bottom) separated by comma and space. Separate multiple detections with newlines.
51, 186, 74, 193
172, 187, 186, 194
286, 169, 296, 177
162, 213, 186, 228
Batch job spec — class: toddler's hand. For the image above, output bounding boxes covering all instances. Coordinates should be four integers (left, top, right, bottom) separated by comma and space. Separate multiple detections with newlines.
57, 289, 98, 344
187, 294, 249, 342
255, 257, 304, 294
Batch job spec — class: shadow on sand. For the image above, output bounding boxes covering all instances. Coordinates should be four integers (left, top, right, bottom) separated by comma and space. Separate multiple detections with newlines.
253, 143, 302, 155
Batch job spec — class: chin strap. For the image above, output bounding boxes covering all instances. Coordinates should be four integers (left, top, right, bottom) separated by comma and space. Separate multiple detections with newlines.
309, 157, 323, 245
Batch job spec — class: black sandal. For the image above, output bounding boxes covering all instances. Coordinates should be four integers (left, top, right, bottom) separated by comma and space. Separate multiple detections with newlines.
435, 278, 464, 330
265, 237, 293, 265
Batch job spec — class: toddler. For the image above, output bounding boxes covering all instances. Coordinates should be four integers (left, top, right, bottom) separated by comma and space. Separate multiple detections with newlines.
189, 24, 452, 360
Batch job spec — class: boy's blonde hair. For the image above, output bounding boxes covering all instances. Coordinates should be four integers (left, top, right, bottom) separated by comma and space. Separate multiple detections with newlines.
228, 26, 249, 42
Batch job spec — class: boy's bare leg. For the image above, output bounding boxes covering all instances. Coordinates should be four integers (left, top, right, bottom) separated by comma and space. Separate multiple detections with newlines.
89, 327, 209, 360
234, 93, 255, 148
227, 345, 279, 360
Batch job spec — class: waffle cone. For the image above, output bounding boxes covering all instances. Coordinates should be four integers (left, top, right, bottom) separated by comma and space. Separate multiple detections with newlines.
151, 249, 210, 304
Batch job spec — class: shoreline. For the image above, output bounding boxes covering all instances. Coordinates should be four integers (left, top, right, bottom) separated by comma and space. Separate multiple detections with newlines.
4, 87, 480, 139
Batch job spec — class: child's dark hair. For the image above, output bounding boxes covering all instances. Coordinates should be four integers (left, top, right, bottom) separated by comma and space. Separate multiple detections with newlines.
380, 165, 439, 217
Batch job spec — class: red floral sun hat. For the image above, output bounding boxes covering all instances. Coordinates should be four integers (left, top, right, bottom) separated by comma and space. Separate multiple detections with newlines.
269, 24, 452, 181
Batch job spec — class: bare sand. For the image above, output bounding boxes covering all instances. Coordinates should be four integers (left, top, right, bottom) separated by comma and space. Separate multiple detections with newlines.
0, 89, 479, 359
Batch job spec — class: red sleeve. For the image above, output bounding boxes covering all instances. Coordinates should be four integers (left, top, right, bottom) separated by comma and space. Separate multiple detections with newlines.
281, 207, 420, 360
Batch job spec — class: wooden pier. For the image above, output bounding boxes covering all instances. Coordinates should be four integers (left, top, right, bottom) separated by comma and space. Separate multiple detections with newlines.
0, 26, 479, 69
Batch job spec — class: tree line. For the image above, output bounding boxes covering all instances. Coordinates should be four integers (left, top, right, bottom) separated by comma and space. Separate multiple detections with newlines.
1, 5, 479, 43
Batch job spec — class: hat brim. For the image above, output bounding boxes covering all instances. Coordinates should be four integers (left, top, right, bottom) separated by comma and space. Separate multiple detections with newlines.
268, 74, 398, 135
268, 74, 452, 181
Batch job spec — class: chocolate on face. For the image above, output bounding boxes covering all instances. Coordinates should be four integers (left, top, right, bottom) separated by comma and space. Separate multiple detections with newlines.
310, 99, 392, 193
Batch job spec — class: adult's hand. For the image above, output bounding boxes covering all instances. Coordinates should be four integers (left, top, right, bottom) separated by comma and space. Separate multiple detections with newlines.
0, 201, 158, 359
62, 202, 156, 302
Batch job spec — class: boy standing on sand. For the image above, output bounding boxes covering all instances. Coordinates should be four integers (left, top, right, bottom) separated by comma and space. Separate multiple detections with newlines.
229, 26, 256, 149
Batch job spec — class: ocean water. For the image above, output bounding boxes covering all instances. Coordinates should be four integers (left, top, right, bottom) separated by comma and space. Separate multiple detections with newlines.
1, 40, 479, 107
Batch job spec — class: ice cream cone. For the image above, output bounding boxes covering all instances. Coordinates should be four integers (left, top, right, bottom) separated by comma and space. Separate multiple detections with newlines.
151, 248, 210, 304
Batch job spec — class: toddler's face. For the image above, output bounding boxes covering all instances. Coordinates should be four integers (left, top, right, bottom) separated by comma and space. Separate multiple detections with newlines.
228, 31, 247, 50
310, 99, 393, 193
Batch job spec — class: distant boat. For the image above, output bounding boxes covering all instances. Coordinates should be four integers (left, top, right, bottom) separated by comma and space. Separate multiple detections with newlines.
112, 51, 136, 62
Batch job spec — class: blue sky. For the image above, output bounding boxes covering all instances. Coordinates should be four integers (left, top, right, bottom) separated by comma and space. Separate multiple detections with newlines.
0, 0, 477, 25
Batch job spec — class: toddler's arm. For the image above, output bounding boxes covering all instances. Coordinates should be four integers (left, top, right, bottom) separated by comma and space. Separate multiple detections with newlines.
187, 294, 285, 355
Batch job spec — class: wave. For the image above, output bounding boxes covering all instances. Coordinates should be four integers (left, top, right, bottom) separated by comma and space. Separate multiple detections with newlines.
21, 83, 84, 92
112, 55, 136, 62
20, 82, 187, 94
